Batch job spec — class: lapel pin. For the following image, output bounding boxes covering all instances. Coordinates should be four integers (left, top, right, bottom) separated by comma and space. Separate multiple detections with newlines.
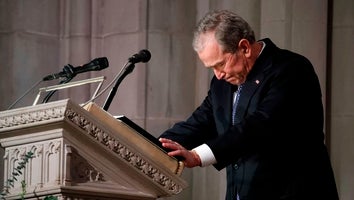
255, 80, 260, 84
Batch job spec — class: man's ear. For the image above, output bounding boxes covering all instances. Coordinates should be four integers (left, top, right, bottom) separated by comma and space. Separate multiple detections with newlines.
238, 39, 251, 56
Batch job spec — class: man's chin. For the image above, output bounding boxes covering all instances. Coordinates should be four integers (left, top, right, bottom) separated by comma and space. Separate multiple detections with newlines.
227, 79, 242, 85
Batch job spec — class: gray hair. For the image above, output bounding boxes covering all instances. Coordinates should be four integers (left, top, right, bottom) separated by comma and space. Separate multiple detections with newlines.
193, 10, 255, 53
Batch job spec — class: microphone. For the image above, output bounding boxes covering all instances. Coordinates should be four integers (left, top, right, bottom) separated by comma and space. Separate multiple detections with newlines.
43, 57, 109, 81
102, 49, 151, 111
128, 49, 151, 64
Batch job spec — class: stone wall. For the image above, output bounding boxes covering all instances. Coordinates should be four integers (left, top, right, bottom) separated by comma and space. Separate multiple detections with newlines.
0, 0, 353, 199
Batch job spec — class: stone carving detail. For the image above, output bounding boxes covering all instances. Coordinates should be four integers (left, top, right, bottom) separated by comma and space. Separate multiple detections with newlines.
3, 140, 63, 192
69, 147, 106, 183
48, 140, 61, 154
0, 105, 66, 128
65, 108, 183, 194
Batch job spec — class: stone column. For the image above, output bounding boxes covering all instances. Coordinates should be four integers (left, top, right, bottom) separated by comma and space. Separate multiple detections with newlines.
146, 1, 197, 199
330, 0, 354, 199
260, 0, 328, 102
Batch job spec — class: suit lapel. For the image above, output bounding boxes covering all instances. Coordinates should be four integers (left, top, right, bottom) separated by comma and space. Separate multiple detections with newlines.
234, 74, 264, 124
233, 38, 276, 124
221, 84, 235, 133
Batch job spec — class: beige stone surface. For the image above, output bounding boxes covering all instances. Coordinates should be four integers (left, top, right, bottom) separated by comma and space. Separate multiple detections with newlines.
0, 0, 353, 199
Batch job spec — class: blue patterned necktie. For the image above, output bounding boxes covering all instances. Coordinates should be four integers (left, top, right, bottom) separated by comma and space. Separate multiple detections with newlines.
232, 85, 243, 126
232, 85, 243, 200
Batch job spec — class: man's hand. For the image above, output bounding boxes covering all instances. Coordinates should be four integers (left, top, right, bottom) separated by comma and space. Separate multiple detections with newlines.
159, 138, 201, 168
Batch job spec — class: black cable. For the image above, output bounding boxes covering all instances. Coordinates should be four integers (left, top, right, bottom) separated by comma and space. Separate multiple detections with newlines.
41, 77, 73, 103
41, 64, 77, 103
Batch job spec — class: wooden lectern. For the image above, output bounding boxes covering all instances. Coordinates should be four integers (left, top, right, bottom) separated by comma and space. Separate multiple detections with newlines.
0, 99, 187, 199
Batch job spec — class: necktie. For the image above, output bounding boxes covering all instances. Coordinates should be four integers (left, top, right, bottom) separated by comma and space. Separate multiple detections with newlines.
232, 85, 243, 200
232, 85, 243, 126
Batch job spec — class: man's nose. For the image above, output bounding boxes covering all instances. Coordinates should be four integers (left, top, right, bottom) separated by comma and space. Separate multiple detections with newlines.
214, 69, 225, 80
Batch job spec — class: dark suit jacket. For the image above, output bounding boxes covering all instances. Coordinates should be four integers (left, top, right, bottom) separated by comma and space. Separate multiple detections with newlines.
160, 38, 338, 200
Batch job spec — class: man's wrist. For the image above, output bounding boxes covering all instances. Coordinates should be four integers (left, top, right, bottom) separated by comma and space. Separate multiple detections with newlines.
192, 144, 217, 167
190, 150, 202, 167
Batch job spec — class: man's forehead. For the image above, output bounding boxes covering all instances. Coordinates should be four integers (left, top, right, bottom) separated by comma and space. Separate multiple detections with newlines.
197, 35, 224, 67
198, 32, 217, 50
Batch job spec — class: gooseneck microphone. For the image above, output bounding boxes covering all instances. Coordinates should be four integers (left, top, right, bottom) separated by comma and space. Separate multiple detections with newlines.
103, 49, 151, 111
128, 49, 151, 64
42, 57, 109, 81
41, 57, 109, 104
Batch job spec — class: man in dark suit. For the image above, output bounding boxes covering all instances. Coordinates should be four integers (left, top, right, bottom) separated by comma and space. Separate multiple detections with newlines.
159, 10, 338, 200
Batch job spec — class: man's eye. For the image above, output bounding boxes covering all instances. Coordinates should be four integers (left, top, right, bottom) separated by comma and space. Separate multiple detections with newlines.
216, 62, 225, 69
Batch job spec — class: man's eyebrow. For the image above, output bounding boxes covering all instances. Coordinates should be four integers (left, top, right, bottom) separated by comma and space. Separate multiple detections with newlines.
206, 60, 224, 69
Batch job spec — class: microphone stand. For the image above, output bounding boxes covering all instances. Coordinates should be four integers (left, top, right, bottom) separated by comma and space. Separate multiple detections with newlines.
42, 76, 73, 103
42, 64, 76, 103
103, 62, 135, 111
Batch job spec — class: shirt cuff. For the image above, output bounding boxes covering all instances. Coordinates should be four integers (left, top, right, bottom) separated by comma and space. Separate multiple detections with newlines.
193, 144, 217, 167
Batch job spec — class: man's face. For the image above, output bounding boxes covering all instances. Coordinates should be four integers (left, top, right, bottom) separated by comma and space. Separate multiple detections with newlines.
197, 32, 249, 85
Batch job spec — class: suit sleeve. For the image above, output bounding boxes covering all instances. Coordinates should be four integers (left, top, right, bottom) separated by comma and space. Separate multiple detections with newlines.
159, 79, 219, 150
